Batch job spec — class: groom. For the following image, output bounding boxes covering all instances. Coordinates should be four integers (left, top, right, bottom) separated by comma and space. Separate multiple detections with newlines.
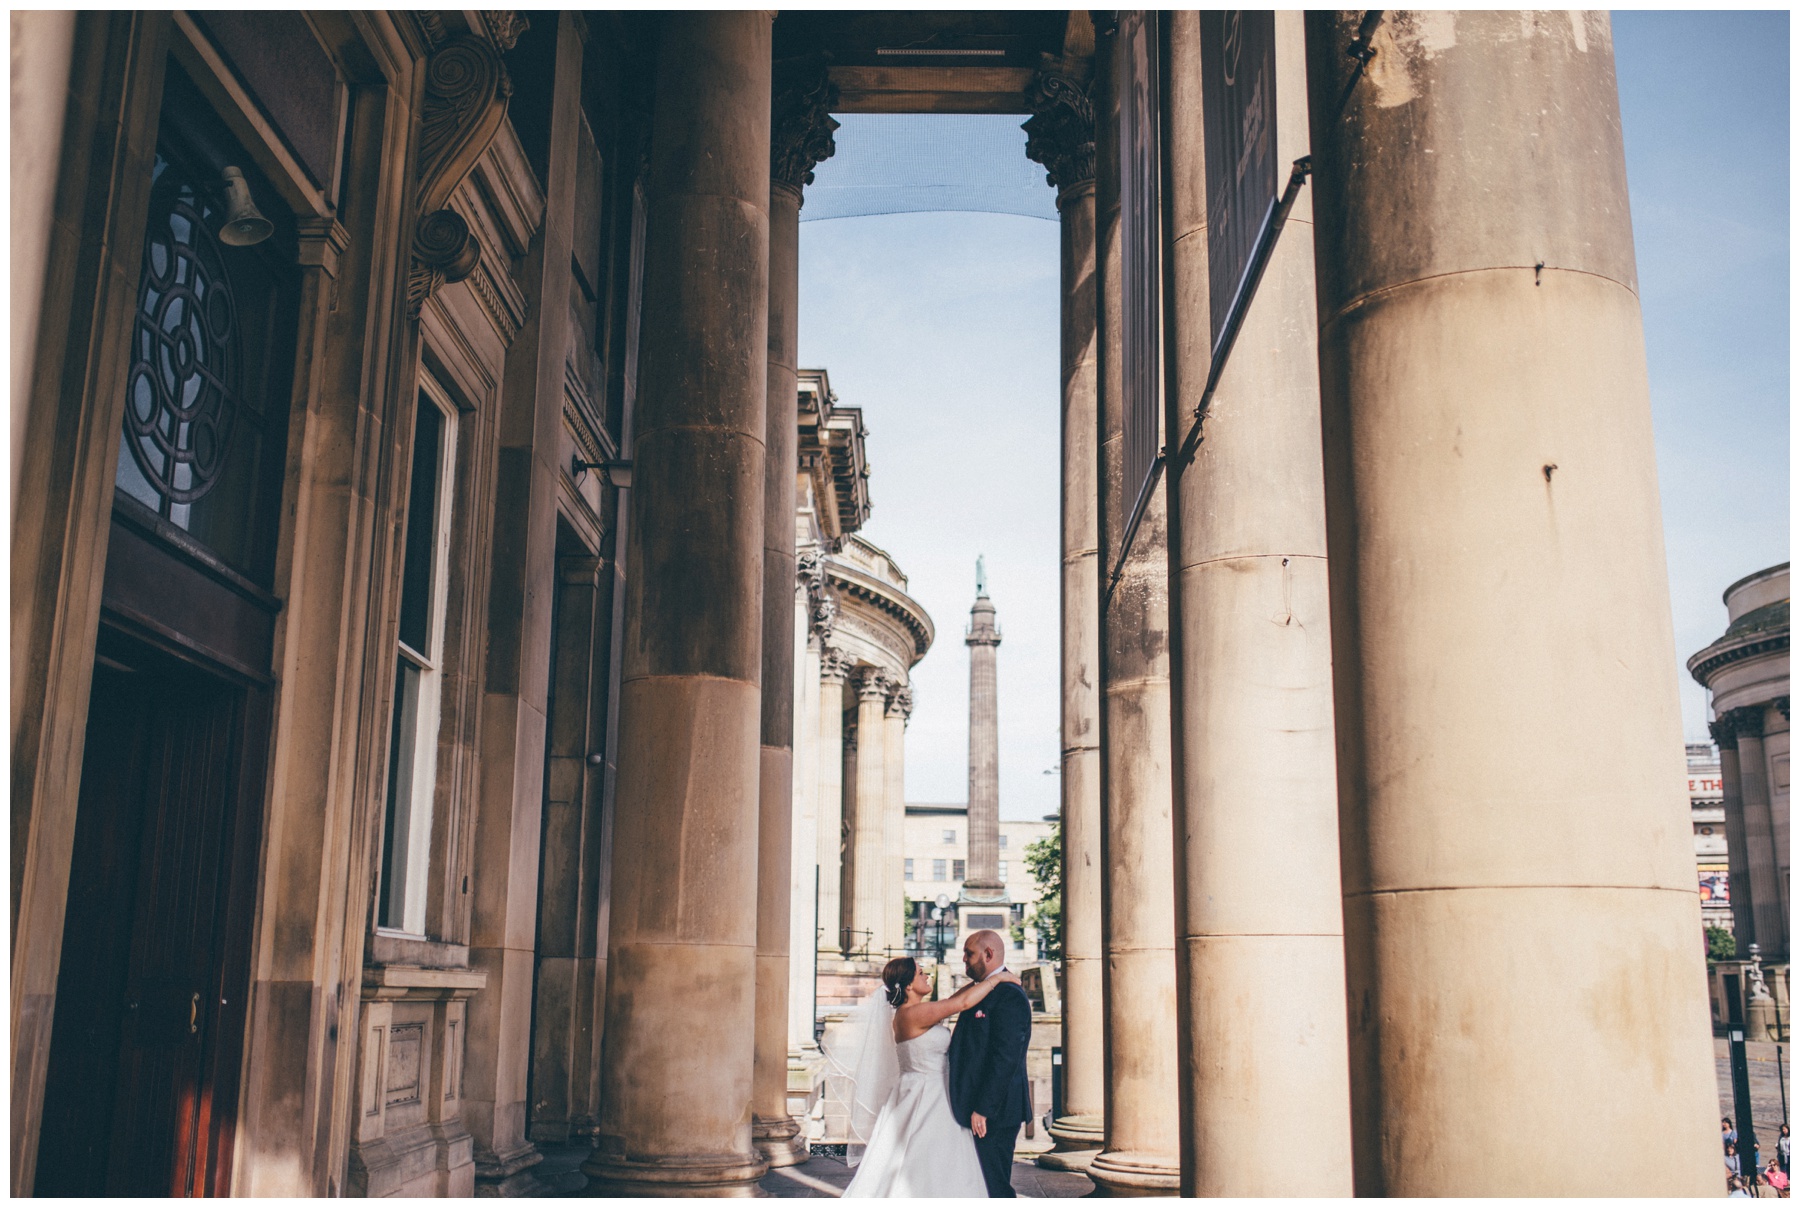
947, 929, 1032, 1198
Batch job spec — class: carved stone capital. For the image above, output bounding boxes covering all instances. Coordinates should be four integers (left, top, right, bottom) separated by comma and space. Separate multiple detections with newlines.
856, 667, 890, 702
1022, 68, 1094, 193
888, 684, 913, 722
481, 10, 529, 52
820, 647, 852, 684
1715, 705, 1769, 747
1777, 696, 1790, 721
771, 59, 840, 194
798, 549, 837, 644
408, 34, 511, 318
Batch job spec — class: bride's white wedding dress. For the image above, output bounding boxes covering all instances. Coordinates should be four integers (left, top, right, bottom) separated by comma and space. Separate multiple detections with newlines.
840, 1023, 988, 1198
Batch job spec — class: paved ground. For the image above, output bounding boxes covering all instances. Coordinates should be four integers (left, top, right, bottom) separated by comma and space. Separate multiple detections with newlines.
531, 1141, 1091, 1197
528, 1045, 1790, 1198
1716, 1037, 1792, 1162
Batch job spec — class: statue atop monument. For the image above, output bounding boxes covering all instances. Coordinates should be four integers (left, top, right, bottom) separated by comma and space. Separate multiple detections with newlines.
976, 553, 988, 598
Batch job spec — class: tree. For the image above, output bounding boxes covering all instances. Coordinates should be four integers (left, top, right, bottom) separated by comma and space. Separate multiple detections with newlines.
1023, 822, 1063, 962
1707, 924, 1737, 963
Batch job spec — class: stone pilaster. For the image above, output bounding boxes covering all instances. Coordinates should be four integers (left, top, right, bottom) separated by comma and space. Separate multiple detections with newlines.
586, 12, 773, 1196
787, 566, 824, 1057
1305, 11, 1717, 1194
752, 57, 836, 1170
1718, 706, 1788, 962
1162, 13, 1353, 1195
1025, 57, 1106, 1172
1088, 20, 1181, 1194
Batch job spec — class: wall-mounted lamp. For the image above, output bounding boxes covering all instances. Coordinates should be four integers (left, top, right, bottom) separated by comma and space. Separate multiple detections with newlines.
571, 455, 632, 490
219, 166, 273, 246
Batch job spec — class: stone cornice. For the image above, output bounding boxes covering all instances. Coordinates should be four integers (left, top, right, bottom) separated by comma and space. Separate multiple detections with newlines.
1687, 625, 1789, 689
825, 559, 933, 664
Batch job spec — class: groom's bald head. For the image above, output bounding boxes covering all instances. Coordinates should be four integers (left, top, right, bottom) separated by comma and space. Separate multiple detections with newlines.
963, 930, 1005, 979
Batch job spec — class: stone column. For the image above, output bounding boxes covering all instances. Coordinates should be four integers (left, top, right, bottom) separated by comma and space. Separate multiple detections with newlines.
964, 585, 1004, 898
1088, 20, 1181, 1196
586, 12, 773, 1196
1025, 60, 1106, 1172
816, 649, 849, 957
1727, 707, 1788, 962
884, 685, 912, 955
1713, 721, 1757, 955
1162, 12, 1352, 1195
1304, 11, 1717, 1194
849, 668, 891, 956
751, 61, 835, 1167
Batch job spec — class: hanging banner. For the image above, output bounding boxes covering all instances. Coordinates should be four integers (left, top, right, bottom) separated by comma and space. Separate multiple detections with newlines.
1200, 11, 1278, 353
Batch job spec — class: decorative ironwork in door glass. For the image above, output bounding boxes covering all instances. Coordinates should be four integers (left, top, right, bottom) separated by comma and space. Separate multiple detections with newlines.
125, 154, 241, 511
116, 120, 294, 584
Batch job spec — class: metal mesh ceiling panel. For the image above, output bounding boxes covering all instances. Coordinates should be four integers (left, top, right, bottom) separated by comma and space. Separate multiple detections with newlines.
800, 113, 1059, 223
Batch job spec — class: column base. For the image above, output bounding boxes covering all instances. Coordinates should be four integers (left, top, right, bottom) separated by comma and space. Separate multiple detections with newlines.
1037, 1114, 1104, 1170
580, 1151, 769, 1197
1086, 1149, 1180, 1196
473, 1142, 546, 1197
753, 1113, 809, 1168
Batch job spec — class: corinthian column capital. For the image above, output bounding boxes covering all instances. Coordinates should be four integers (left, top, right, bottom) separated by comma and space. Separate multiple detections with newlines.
855, 667, 891, 702
771, 58, 840, 195
1022, 65, 1095, 195
820, 646, 852, 684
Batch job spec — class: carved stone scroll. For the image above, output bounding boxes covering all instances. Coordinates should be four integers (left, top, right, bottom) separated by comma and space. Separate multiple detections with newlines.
409, 34, 513, 317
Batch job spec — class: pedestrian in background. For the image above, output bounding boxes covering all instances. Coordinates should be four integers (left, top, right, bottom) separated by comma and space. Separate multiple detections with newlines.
1728, 1118, 1741, 1149
1728, 1142, 1743, 1179
1778, 1124, 1790, 1177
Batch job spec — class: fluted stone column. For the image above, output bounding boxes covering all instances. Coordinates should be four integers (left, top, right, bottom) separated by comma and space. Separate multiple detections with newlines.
1089, 21, 1181, 1196
752, 64, 836, 1169
816, 649, 849, 957
1714, 722, 1757, 954
1162, 13, 1352, 1195
1305, 11, 1717, 1195
884, 686, 912, 956
586, 12, 773, 1195
1719, 707, 1788, 961
964, 585, 1004, 900
1024, 64, 1105, 1170
849, 668, 891, 956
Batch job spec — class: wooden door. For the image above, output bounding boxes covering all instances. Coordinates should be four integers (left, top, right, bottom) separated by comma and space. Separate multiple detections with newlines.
35, 628, 267, 1196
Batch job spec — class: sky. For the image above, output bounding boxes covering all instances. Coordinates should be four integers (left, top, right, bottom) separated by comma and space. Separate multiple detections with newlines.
798, 12, 1790, 822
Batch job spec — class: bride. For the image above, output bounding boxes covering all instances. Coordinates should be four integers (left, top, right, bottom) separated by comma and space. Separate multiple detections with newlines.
826, 956, 1022, 1198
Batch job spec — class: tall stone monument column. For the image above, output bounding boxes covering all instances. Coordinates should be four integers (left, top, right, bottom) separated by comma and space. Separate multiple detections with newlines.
751, 62, 836, 1170
849, 668, 891, 955
1162, 12, 1352, 1195
586, 11, 773, 1195
1088, 23, 1181, 1195
816, 649, 849, 956
883, 685, 912, 954
1024, 66, 1105, 1169
962, 567, 1006, 905
1304, 11, 1717, 1194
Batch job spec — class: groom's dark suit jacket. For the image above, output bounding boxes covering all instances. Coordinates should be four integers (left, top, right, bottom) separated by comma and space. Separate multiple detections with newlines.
946, 979, 1032, 1128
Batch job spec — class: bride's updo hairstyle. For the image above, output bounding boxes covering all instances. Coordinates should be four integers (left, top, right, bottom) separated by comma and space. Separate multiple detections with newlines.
881, 957, 918, 1007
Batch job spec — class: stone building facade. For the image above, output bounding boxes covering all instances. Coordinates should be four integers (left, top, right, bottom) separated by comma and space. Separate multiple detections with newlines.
1690, 564, 1790, 967
11, 10, 1727, 1199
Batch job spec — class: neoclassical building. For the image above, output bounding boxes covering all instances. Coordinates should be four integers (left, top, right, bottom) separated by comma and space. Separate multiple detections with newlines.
1689, 563, 1790, 968
11, 9, 1727, 1199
